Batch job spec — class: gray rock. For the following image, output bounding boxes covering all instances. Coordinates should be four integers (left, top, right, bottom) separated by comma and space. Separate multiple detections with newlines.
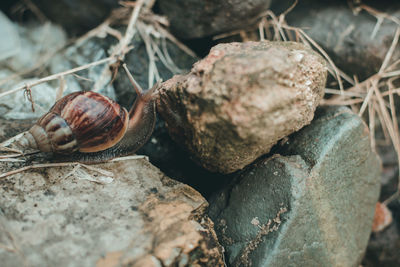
209, 106, 381, 266
0, 157, 224, 266
0, 11, 20, 61
157, 41, 327, 174
285, 0, 400, 79
31, 0, 119, 34
158, 0, 272, 39
0, 23, 69, 120
1, 22, 67, 73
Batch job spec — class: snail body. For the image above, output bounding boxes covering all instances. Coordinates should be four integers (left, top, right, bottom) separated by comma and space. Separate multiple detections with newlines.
19, 64, 158, 163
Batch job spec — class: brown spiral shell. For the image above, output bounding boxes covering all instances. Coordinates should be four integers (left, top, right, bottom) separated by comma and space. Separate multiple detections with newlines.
27, 91, 129, 154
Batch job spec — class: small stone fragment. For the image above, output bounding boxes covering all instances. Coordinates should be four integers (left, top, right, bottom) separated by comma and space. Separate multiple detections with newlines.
209, 106, 381, 266
157, 41, 327, 173
372, 202, 393, 233
0, 158, 223, 266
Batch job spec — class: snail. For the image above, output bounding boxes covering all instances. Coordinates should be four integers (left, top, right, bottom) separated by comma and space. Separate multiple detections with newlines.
18, 64, 159, 163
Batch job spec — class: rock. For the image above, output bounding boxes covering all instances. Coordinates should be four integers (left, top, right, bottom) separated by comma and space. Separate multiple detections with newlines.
158, 0, 272, 39
209, 106, 381, 266
0, 22, 67, 73
0, 11, 19, 61
157, 41, 327, 174
0, 157, 224, 266
285, 0, 400, 79
0, 23, 69, 120
372, 202, 393, 233
31, 0, 120, 34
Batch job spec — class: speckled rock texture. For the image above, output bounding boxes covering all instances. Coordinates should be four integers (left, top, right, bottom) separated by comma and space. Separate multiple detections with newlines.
285, 0, 400, 79
158, 0, 272, 39
157, 41, 327, 173
31, 0, 119, 34
0, 157, 224, 267
209, 106, 381, 266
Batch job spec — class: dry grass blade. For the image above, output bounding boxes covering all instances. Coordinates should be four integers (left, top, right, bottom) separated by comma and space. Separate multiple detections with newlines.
379, 27, 400, 73
368, 100, 376, 151
0, 56, 114, 99
359, 4, 400, 25
358, 84, 374, 116
0, 155, 148, 179
0, 162, 113, 179
388, 78, 400, 142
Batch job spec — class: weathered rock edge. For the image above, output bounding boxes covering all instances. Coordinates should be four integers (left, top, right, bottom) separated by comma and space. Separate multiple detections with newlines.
0, 159, 224, 267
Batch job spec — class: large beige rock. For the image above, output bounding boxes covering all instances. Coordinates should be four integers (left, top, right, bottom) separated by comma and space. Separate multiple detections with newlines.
157, 41, 327, 173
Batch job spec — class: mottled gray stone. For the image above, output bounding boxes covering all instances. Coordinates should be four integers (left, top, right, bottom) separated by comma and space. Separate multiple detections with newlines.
31, 0, 119, 34
158, 0, 272, 39
285, 0, 400, 79
0, 158, 224, 267
0, 117, 223, 267
157, 41, 327, 173
0, 11, 19, 61
209, 106, 381, 266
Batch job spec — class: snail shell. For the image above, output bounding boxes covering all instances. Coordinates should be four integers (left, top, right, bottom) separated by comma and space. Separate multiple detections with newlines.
21, 92, 129, 154
19, 64, 159, 162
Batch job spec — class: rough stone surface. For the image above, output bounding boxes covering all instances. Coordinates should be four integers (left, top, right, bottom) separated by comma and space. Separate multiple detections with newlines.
31, 0, 119, 34
209, 106, 381, 266
0, 119, 223, 267
0, 158, 224, 267
158, 0, 272, 39
0, 11, 19, 61
285, 0, 400, 79
157, 41, 327, 174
